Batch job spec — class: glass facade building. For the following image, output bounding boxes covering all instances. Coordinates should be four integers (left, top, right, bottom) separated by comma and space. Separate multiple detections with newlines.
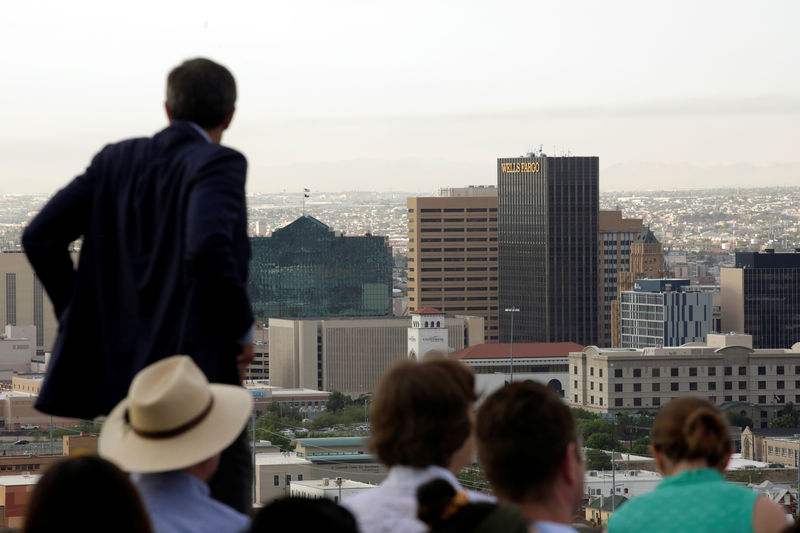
248, 216, 393, 320
498, 156, 599, 345
722, 251, 800, 349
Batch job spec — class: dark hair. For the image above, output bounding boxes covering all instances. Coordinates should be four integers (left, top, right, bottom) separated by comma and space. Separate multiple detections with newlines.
369, 358, 476, 468
250, 497, 357, 533
652, 396, 730, 468
23, 456, 152, 533
166, 58, 236, 129
476, 381, 578, 502
417, 479, 527, 533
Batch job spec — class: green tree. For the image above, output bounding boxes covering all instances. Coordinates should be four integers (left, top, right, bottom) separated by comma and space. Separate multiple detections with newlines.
769, 403, 800, 428
586, 432, 615, 450
585, 449, 611, 471
726, 411, 754, 429
578, 418, 613, 441
326, 391, 350, 412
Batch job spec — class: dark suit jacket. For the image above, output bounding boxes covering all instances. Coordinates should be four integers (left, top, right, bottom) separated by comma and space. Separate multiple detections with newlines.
22, 121, 253, 419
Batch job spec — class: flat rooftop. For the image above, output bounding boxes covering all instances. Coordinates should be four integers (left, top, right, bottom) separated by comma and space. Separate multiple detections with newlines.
255, 452, 311, 466
454, 342, 584, 360
292, 478, 374, 490
0, 474, 40, 486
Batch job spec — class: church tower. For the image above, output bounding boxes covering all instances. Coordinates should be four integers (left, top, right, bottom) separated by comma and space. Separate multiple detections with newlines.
408, 308, 449, 359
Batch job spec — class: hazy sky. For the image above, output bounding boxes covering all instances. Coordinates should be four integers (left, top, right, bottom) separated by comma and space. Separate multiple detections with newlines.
2, 0, 799, 195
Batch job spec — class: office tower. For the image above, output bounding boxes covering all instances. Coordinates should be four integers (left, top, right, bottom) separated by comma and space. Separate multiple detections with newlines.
620, 279, 712, 349
610, 227, 671, 346
407, 189, 499, 341
497, 155, 599, 345
569, 333, 799, 426
0, 251, 76, 354
598, 211, 643, 347
268, 314, 484, 395
721, 250, 800, 349
248, 216, 393, 321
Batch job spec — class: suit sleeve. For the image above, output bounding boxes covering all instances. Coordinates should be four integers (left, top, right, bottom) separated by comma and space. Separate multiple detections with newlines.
22, 153, 99, 319
185, 148, 254, 344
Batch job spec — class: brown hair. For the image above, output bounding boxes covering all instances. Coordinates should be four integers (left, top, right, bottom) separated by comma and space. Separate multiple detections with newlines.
369, 358, 476, 468
24, 456, 152, 533
476, 381, 578, 502
651, 396, 731, 469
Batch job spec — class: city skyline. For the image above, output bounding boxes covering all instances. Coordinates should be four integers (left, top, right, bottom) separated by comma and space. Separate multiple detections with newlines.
2, 1, 799, 194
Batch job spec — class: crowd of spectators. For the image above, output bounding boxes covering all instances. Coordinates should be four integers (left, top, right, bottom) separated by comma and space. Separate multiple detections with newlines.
18, 353, 796, 533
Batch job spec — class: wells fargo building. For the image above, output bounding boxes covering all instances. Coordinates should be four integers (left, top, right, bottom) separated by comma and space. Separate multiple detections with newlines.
497, 156, 599, 346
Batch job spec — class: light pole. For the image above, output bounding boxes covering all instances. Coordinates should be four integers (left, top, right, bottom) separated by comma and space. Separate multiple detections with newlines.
505, 307, 520, 383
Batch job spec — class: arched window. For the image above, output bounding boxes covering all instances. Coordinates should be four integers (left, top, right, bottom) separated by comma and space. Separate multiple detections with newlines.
436, 321, 441, 327
424, 321, 429, 327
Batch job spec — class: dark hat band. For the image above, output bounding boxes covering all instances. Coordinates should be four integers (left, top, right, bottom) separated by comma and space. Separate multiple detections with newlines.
125, 397, 215, 439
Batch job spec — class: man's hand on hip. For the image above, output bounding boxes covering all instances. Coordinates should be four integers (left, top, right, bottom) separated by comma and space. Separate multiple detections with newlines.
237, 342, 254, 381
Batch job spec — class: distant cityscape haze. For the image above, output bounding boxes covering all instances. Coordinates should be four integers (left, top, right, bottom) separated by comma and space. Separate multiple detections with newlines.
2, 1, 799, 194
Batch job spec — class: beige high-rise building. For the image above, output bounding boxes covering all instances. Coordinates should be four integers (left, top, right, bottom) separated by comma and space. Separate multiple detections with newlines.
598, 211, 642, 347
0, 252, 77, 354
407, 188, 498, 342
569, 333, 800, 427
610, 227, 671, 347
268, 315, 484, 396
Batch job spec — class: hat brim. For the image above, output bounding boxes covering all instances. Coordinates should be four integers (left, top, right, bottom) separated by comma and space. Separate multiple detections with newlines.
99, 384, 253, 473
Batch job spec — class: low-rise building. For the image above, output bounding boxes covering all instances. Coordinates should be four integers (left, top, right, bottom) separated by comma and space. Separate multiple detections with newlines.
293, 437, 387, 485
290, 478, 374, 503
0, 474, 39, 529
269, 314, 483, 396
245, 384, 330, 415
584, 470, 662, 499
452, 342, 581, 399
741, 426, 800, 465
585, 495, 628, 528
569, 333, 800, 427
254, 452, 313, 505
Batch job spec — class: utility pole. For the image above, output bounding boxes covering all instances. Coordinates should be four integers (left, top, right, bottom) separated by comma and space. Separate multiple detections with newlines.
505, 307, 520, 383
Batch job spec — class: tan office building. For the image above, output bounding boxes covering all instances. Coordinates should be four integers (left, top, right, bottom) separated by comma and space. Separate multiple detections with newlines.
0, 252, 75, 354
599, 211, 642, 347
269, 315, 484, 396
610, 228, 671, 347
407, 189, 498, 342
569, 333, 800, 427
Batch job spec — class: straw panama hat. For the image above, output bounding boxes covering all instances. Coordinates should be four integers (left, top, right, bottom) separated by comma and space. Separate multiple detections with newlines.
99, 355, 253, 473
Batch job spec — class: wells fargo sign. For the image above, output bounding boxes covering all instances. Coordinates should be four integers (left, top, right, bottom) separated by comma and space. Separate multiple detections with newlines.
500, 161, 541, 173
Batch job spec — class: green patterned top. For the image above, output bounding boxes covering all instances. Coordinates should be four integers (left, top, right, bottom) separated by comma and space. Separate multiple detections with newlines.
608, 468, 758, 533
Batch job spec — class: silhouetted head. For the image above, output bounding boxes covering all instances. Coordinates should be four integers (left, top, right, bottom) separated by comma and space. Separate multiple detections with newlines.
477, 381, 581, 504
250, 497, 357, 533
24, 455, 152, 533
166, 58, 236, 129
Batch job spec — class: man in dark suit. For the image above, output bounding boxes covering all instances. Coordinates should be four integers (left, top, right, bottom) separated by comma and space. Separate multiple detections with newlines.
22, 57, 255, 513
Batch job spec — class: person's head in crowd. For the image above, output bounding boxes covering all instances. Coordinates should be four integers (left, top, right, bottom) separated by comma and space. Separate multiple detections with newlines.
608, 397, 789, 533
417, 478, 528, 533
98, 355, 253, 533
476, 381, 584, 526
23, 455, 153, 533
650, 396, 732, 475
250, 497, 358, 533
99, 355, 252, 479
369, 357, 477, 472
